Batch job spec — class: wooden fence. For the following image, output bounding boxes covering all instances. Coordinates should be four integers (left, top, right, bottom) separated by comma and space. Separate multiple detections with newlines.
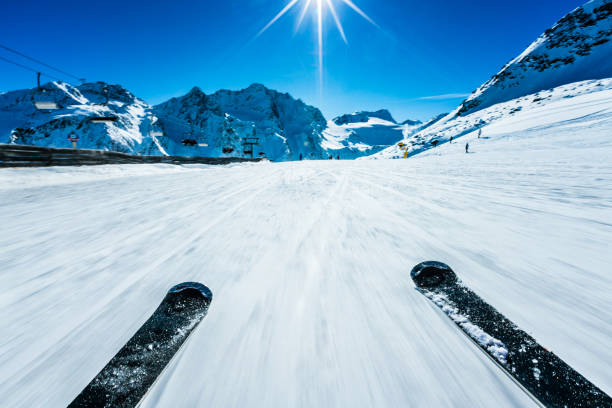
0, 144, 262, 168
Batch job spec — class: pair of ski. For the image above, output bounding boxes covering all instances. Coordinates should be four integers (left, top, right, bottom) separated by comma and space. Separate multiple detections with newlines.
411, 261, 612, 408
70, 266, 611, 408
68, 282, 212, 408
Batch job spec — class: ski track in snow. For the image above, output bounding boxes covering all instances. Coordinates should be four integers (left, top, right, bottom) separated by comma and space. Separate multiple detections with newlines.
1, 109, 612, 407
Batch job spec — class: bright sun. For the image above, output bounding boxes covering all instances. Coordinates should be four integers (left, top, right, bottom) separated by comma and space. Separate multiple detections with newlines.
256, 0, 378, 92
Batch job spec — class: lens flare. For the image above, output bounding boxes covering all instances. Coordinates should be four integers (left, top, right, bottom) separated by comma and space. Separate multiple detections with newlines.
256, 0, 377, 94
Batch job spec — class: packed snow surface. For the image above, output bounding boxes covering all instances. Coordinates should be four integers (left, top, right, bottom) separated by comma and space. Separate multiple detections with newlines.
1, 91, 612, 407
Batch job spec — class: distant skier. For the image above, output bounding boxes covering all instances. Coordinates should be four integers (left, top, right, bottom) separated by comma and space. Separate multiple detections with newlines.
478, 129, 482, 139
336, 155, 340, 160
450, 136, 453, 144
465, 142, 469, 153
299, 153, 303, 161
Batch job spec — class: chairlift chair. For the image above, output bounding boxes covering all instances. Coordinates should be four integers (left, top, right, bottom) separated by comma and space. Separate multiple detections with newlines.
181, 139, 197, 146
32, 88, 59, 110
89, 86, 119, 123
31, 73, 60, 110
90, 116, 118, 124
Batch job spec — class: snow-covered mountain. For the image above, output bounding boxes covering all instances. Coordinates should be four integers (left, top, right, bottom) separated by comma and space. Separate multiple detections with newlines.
0, 81, 165, 154
458, 0, 612, 116
372, 78, 612, 159
373, 0, 612, 160
321, 110, 424, 158
333, 109, 398, 126
0, 82, 331, 161
153, 84, 328, 161
1, 80, 426, 161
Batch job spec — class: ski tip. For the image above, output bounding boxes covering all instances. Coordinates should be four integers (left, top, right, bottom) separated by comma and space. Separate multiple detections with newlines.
410, 261, 457, 288
169, 282, 213, 300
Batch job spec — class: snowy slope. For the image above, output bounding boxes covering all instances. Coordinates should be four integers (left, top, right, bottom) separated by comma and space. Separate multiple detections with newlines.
1, 89, 611, 407
0, 81, 165, 155
373, 78, 612, 159
154, 84, 328, 161
322, 110, 423, 158
458, 0, 612, 116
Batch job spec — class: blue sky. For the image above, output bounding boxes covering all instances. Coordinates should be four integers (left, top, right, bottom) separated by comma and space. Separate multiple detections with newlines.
0, 0, 584, 121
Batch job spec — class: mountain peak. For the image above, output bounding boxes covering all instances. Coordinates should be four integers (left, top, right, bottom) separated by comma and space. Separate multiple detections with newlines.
401, 119, 423, 126
246, 83, 268, 91
333, 109, 396, 125
153, 83, 327, 161
188, 86, 204, 95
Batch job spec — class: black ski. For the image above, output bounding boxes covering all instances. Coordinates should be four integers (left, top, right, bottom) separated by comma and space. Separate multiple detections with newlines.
69, 282, 213, 408
411, 261, 611, 408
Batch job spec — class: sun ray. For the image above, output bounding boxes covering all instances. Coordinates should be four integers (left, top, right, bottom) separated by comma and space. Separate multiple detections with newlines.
317, 0, 323, 91
295, 0, 313, 33
340, 0, 379, 28
325, 0, 347, 43
256, 0, 378, 94
256, 0, 300, 39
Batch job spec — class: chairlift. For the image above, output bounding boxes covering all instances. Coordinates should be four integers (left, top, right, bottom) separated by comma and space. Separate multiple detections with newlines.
31, 73, 60, 110
89, 85, 119, 123
34, 100, 59, 110
242, 137, 259, 159
90, 116, 118, 124
32, 88, 59, 110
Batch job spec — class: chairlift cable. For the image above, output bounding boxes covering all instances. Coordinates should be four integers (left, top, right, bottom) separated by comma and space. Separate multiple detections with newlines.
0, 44, 84, 82
0, 55, 62, 82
